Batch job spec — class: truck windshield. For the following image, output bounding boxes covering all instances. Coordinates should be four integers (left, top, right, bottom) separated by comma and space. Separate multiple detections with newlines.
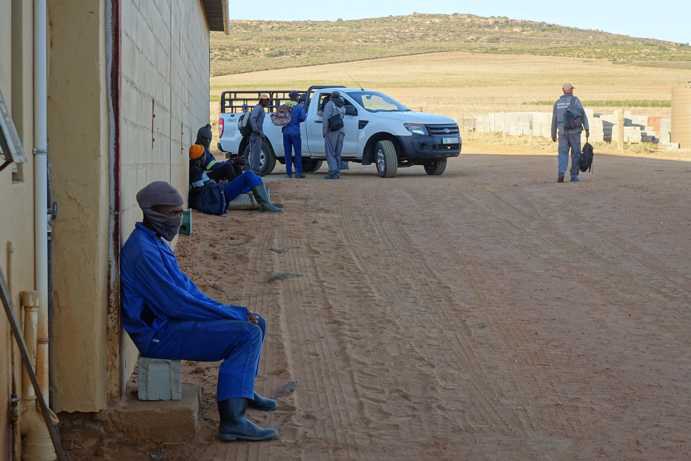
347, 91, 410, 113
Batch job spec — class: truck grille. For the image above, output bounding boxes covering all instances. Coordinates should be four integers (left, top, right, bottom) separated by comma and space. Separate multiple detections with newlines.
426, 124, 460, 136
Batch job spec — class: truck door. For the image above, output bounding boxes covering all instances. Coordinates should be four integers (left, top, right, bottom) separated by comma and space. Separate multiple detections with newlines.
340, 95, 361, 157
304, 92, 327, 158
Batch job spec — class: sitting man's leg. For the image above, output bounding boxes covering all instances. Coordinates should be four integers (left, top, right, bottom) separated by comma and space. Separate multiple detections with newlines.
246, 314, 277, 411
222, 171, 283, 213
141, 319, 279, 441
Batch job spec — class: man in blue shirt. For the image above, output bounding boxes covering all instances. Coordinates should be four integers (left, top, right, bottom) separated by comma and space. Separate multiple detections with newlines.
283, 91, 307, 178
120, 181, 279, 442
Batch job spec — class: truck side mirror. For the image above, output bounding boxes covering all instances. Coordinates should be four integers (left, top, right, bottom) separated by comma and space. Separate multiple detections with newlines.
345, 106, 358, 117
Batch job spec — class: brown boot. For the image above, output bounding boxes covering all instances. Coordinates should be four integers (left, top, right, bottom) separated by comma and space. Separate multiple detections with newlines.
557, 175, 565, 183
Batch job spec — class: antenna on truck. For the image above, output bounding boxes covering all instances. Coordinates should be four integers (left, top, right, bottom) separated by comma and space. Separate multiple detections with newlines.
344, 71, 365, 91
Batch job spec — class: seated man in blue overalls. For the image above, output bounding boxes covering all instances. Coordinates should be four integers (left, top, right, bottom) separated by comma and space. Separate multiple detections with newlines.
188, 144, 282, 214
120, 181, 279, 442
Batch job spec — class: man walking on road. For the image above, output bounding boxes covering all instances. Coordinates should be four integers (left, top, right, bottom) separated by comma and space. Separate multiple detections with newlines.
249, 94, 270, 173
551, 83, 590, 183
323, 91, 346, 180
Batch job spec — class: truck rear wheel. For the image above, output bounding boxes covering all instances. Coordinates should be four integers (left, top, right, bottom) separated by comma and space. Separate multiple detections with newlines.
302, 159, 323, 174
375, 140, 398, 178
244, 137, 276, 177
424, 158, 447, 176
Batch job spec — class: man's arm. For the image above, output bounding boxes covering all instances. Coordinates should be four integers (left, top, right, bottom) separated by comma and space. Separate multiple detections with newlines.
551, 101, 558, 142
250, 106, 262, 133
134, 257, 249, 322
576, 97, 590, 133
322, 102, 332, 136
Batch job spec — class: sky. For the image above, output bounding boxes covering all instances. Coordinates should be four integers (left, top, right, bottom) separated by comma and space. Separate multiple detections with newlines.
229, 0, 690, 44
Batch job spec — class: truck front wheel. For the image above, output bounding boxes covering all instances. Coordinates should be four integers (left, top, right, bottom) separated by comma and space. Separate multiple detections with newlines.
424, 158, 447, 176
375, 140, 398, 178
244, 137, 276, 177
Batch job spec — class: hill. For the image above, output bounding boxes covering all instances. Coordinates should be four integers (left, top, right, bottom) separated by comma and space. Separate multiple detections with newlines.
210, 13, 691, 76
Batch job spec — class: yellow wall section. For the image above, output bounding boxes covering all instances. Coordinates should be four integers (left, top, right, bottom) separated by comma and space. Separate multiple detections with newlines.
49, 0, 110, 412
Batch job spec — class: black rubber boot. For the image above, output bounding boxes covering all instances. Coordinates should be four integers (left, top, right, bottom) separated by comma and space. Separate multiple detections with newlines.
217, 398, 279, 442
251, 184, 283, 213
248, 392, 278, 412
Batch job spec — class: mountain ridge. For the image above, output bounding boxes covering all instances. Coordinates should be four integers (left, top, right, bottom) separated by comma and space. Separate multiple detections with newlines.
210, 13, 691, 76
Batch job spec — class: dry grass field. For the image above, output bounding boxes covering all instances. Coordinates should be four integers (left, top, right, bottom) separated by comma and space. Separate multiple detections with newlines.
210, 51, 691, 155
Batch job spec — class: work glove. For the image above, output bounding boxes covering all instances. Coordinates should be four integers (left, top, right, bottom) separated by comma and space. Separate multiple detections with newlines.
552, 136, 557, 143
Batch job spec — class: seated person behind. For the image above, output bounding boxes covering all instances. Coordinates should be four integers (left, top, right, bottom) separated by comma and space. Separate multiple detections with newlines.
120, 181, 279, 442
195, 124, 242, 182
188, 144, 282, 214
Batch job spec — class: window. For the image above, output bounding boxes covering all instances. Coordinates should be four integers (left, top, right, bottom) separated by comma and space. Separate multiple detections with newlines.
317, 93, 357, 116
347, 91, 410, 113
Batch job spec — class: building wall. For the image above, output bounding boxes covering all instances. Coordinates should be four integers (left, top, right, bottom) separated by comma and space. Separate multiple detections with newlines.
49, 0, 111, 412
0, 0, 36, 457
44, 0, 212, 412
118, 0, 211, 388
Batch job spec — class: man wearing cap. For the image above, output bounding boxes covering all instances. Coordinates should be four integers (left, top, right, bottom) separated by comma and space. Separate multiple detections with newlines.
283, 91, 307, 178
322, 91, 346, 180
551, 83, 590, 183
188, 144, 282, 214
249, 94, 270, 173
120, 181, 280, 442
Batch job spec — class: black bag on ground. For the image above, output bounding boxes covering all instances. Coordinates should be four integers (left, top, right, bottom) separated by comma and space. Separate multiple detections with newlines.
189, 182, 228, 215
580, 142, 594, 173
328, 113, 344, 132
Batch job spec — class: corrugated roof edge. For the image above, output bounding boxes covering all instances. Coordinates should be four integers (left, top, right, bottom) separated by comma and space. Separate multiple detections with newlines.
202, 0, 229, 34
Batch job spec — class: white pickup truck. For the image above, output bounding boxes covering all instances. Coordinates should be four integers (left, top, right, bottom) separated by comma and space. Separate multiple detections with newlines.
217, 86, 461, 178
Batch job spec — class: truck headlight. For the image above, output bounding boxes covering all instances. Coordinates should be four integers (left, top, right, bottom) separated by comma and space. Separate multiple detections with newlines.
404, 123, 428, 136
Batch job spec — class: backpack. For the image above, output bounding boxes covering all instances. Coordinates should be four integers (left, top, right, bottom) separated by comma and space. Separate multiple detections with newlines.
238, 112, 252, 137
564, 99, 584, 131
580, 142, 594, 173
270, 104, 292, 127
328, 112, 344, 132
188, 181, 227, 215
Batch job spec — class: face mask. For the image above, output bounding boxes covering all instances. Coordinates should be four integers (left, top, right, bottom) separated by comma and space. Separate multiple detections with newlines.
143, 209, 182, 242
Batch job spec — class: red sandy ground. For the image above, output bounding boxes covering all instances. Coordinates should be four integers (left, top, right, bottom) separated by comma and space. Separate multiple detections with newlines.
63, 153, 691, 460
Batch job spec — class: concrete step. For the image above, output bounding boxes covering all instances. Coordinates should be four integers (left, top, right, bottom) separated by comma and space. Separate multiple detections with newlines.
104, 383, 201, 443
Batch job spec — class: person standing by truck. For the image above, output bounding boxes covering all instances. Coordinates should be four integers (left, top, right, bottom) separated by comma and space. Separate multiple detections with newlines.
283, 91, 307, 178
249, 94, 270, 173
322, 91, 346, 180
551, 83, 590, 183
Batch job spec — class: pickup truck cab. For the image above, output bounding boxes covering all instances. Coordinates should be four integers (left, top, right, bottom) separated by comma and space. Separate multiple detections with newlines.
218, 86, 461, 178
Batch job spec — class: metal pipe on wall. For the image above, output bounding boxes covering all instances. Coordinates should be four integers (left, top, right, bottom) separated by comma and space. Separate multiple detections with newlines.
33, 0, 50, 405
28, 0, 56, 459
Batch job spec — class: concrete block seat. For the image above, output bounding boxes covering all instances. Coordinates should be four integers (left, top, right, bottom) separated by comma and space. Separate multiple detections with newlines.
137, 357, 182, 401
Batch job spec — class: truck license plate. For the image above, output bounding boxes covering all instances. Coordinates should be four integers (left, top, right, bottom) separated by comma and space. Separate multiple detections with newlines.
442, 137, 459, 145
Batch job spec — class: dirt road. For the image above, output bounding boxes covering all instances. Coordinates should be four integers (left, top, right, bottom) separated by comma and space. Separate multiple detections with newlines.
153, 154, 691, 460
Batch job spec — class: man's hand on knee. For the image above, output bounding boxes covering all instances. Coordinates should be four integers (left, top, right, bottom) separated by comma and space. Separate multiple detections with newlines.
248, 312, 259, 325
